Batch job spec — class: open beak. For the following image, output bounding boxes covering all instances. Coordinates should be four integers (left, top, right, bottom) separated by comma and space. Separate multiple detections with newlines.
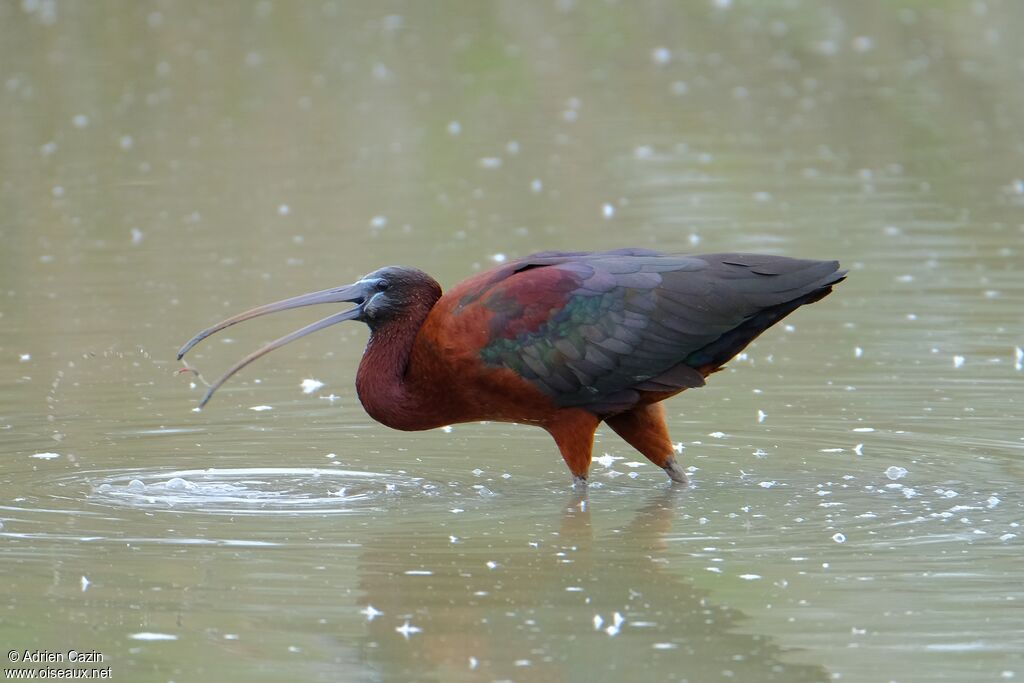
177, 280, 374, 408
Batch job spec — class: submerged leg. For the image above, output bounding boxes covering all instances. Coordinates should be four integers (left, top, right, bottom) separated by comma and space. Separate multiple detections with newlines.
605, 403, 688, 485
545, 409, 601, 488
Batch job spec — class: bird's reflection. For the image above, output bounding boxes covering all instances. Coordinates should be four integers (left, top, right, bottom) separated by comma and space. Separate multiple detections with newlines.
347, 486, 828, 682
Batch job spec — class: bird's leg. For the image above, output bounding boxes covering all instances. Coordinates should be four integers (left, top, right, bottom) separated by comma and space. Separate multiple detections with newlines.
545, 409, 601, 488
605, 403, 688, 485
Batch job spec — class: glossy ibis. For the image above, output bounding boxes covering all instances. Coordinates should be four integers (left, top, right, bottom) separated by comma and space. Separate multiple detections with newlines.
178, 249, 845, 486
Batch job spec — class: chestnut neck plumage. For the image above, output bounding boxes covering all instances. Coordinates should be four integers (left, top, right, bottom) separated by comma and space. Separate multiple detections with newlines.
354, 288, 446, 432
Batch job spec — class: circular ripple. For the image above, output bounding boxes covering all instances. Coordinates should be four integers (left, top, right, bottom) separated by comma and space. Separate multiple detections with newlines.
83, 467, 429, 515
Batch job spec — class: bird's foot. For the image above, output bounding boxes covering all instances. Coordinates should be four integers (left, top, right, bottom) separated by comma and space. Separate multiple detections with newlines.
662, 458, 689, 486
571, 475, 588, 491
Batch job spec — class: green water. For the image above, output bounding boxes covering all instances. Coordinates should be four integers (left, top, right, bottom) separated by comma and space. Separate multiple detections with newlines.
1, 2, 1022, 681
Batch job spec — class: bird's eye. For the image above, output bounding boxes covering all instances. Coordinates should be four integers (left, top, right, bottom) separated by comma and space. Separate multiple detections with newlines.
377, 279, 390, 291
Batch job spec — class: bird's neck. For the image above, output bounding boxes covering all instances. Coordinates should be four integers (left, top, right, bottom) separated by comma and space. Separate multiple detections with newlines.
355, 301, 448, 431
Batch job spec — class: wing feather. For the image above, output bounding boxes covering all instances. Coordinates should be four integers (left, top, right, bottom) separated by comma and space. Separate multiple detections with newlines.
462, 250, 844, 415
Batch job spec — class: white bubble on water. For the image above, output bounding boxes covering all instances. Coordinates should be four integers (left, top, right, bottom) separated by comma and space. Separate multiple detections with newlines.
832, 532, 847, 543
129, 632, 178, 641
447, 120, 461, 136
885, 466, 907, 480
301, 378, 325, 394
602, 203, 615, 219
651, 47, 671, 65
953, 355, 965, 368
395, 620, 421, 639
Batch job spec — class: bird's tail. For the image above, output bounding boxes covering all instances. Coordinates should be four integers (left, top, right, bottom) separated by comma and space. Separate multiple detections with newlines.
684, 257, 846, 373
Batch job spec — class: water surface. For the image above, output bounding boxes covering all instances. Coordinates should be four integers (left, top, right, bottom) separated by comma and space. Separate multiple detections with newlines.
2, 2, 1022, 681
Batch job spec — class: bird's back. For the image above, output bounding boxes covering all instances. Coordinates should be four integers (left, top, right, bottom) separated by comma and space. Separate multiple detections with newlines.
431, 249, 845, 417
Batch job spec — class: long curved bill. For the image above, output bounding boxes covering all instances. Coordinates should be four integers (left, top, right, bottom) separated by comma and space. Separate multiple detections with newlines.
177, 281, 371, 408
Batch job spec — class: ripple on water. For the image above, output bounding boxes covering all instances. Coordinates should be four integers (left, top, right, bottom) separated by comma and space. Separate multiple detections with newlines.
83, 467, 429, 515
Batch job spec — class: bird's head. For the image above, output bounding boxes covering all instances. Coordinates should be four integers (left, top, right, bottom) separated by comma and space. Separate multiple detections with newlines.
177, 266, 441, 407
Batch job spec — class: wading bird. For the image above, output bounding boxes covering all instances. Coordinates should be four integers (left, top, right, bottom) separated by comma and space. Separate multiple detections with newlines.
178, 249, 845, 486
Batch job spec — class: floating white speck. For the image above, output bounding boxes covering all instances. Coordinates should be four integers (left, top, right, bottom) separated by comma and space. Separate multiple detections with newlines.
81, 576, 90, 592
320, 394, 340, 402
119, 134, 134, 150
129, 633, 178, 641
490, 253, 507, 263
130, 227, 144, 245
713, 0, 733, 8
708, 431, 725, 439
72, 114, 90, 128
594, 453, 620, 468
360, 605, 383, 621
1015, 346, 1022, 371
442, 425, 453, 433
277, 203, 290, 216
651, 46, 671, 64
953, 355, 965, 368
249, 405, 273, 411
31, 452, 60, 460
739, 574, 762, 580
486, 561, 498, 570
854, 443, 864, 455
757, 410, 766, 423
447, 120, 461, 136
832, 532, 847, 543
885, 466, 907, 481
852, 427, 874, 432
468, 656, 478, 670
396, 620, 421, 638
530, 178, 543, 193
612, 612, 624, 627
1000, 533, 1017, 542
370, 215, 388, 229
19, 353, 31, 361
851, 35, 874, 52
673, 442, 683, 454
758, 481, 777, 488
653, 642, 678, 650
301, 378, 325, 394
602, 203, 615, 219
820, 448, 844, 453
404, 570, 432, 576
854, 346, 863, 358
987, 496, 1000, 508
479, 157, 502, 169
593, 615, 604, 630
